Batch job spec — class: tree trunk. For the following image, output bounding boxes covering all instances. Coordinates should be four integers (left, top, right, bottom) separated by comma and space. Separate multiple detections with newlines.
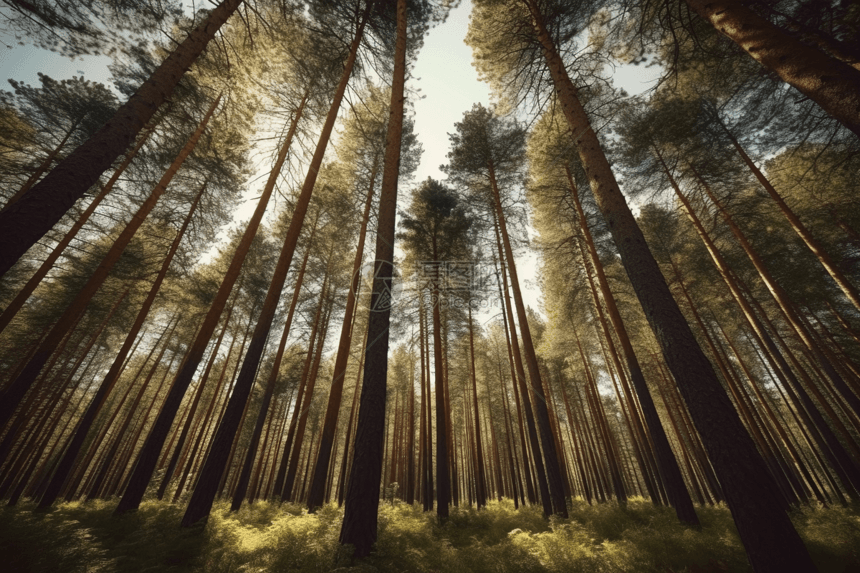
231, 222, 317, 510
0, 126, 153, 335
2, 118, 79, 212
180, 13, 367, 525
432, 271, 452, 519
684, 0, 860, 138
467, 304, 487, 508
523, 2, 815, 569
567, 167, 698, 523
489, 165, 567, 518
0, 0, 244, 277
340, 0, 406, 556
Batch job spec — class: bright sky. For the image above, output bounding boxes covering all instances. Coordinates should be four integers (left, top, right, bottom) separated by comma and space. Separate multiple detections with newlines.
0, 0, 661, 327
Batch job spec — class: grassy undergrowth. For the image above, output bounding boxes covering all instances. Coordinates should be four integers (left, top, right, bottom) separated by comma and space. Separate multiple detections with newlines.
1, 497, 859, 572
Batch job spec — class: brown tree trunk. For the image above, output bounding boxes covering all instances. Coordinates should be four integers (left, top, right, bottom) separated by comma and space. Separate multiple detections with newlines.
431, 274, 451, 519
37, 182, 205, 509
467, 304, 487, 507
0, 0, 244, 277
489, 170, 566, 517
180, 13, 367, 525
523, 2, 814, 568
0, 128, 153, 336
282, 297, 333, 502
568, 167, 697, 523
232, 215, 319, 511
340, 0, 407, 556
683, 0, 860, 138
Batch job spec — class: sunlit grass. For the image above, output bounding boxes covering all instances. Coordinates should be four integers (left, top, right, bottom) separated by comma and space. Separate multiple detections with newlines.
1, 497, 858, 572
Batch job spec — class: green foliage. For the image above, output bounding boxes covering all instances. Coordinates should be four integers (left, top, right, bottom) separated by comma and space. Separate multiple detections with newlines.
3, 498, 860, 572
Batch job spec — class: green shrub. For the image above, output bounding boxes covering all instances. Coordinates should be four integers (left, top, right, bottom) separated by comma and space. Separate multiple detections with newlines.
2, 497, 859, 572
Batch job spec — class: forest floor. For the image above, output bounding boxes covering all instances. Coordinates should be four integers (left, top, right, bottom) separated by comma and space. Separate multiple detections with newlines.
1, 496, 859, 572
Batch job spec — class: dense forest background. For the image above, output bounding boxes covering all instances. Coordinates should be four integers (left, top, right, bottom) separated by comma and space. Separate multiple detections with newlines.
1, 0, 859, 571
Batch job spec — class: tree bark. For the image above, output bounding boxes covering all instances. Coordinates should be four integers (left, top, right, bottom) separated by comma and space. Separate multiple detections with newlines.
567, 167, 698, 524
489, 163, 567, 518
340, 0, 406, 556
684, 0, 860, 138
114, 93, 304, 516
307, 165, 377, 511
180, 13, 367, 525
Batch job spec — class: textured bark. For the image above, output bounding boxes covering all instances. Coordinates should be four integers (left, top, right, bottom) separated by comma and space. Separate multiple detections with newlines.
282, 296, 333, 502
0, 97, 218, 433
232, 221, 316, 510
684, 0, 860, 138
340, 0, 406, 555
467, 305, 487, 507
691, 164, 860, 420
158, 307, 234, 500
0, 0, 244, 277
523, 1, 815, 568
432, 281, 452, 519
114, 93, 303, 515
336, 326, 367, 506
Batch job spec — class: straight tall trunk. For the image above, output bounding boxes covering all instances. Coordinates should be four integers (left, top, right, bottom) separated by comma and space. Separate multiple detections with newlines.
523, 2, 815, 569
0, 0, 244, 277
567, 167, 698, 524
231, 220, 317, 511
689, 165, 860, 420
0, 97, 219, 432
467, 304, 487, 508
340, 0, 407, 556
2, 120, 79, 212
0, 127, 152, 335
489, 172, 566, 517
432, 277, 451, 519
